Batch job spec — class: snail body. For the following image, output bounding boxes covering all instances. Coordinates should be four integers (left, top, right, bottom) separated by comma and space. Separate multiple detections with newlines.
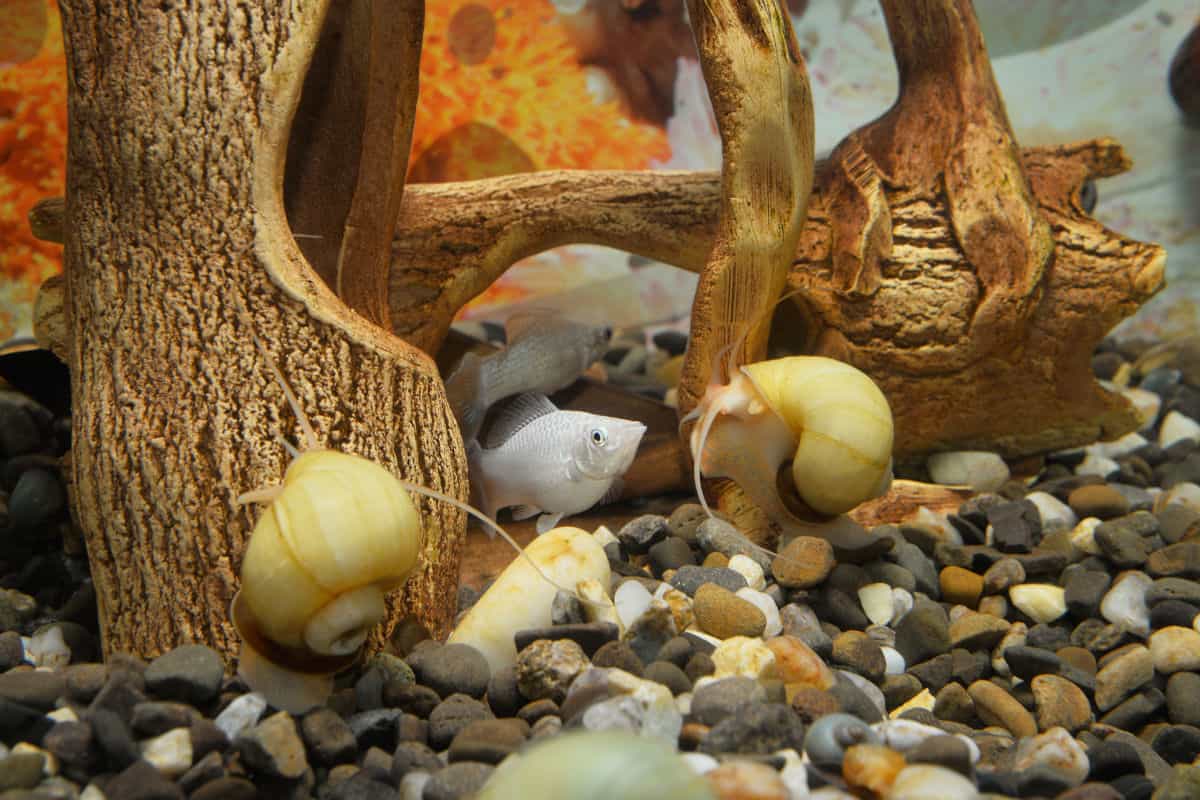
688, 352, 894, 548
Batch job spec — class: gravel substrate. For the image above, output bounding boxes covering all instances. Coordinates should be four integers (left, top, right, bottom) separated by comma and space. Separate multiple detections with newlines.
5, 336, 1200, 799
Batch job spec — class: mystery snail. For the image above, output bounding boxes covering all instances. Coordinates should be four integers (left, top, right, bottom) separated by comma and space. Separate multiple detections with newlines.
682, 297, 894, 550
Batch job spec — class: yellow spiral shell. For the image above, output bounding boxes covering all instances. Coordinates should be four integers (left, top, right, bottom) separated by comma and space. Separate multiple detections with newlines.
239, 449, 424, 652
741, 356, 894, 515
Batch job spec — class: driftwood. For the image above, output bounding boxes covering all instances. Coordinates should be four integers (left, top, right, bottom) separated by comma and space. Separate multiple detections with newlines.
47, 0, 466, 659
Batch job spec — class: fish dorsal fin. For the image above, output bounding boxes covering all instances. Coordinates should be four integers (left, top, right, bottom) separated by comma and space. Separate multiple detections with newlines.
483, 392, 558, 448
503, 309, 558, 344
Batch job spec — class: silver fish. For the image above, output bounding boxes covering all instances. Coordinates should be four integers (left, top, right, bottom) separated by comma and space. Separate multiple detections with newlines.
446, 311, 612, 442
469, 393, 646, 535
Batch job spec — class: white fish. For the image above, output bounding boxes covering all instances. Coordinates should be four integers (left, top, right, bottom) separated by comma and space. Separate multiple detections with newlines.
446, 311, 612, 442
469, 393, 646, 535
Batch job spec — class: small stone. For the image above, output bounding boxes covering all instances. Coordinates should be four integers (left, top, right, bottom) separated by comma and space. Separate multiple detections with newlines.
1151, 725, 1200, 766
1026, 491, 1078, 534
1153, 764, 1200, 800
727, 555, 766, 591
893, 598, 951, 665
939, 567, 983, 608
1149, 626, 1200, 672
1009, 584, 1068, 623
691, 677, 767, 725
515, 639, 589, 703
1167, 672, 1200, 725
0, 750, 45, 791
1148, 541, 1200, 578
300, 707, 356, 767
832, 631, 886, 682
104, 759, 185, 800
987, 500, 1041, 554
592, 640, 644, 675
0, 668, 66, 710
429, 694, 493, 751
705, 760, 789, 800
693, 584, 766, 640
1161, 410, 1200, 447
982, 558, 1025, 595
1013, 726, 1089, 788
772, 536, 835, 589
949, 612, 1010, 651
647, 537, 696, 577
423, 762, 494, 800
699, 702, 805, 756
1100, 570, 1153, 636
669, 566, 748, 597
668, 503, 709, 544
843, 742, 908, 796
1086, 738, 1144, 781
967, 680, 1036, 737
447, 718, 528, 764
711, 636, 777, 681
734, 588, 780, 637
697, 517, 771, 572
413, 642, 491, 699
140, 727, 192, 778
765, 635, 835, 691
513, 621, 619, 657
928, 451, 1009, 492
889, 764, 980, 800
143, 645, 224, 705
858, 583, 895, 626
617, 514, 669, 555
907, 734, 974, 777
213, 692, 266, 741
1095, 644, 1153, 711
1069, 484, 1133, 519
625, 602, 679, 664
1148, 576, 1200, 606
1031, 675, 1093, 732
234, 711, 307, 780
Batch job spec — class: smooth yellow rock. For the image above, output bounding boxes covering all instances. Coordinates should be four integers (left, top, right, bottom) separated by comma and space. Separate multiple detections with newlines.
449, 527, 611, 672
711, 636, 777, 681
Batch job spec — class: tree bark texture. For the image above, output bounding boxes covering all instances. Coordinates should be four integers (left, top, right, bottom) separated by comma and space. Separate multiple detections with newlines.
58, 0, 466, 659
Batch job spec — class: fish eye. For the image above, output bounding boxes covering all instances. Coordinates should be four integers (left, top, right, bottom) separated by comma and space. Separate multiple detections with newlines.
590, 428, 607, 446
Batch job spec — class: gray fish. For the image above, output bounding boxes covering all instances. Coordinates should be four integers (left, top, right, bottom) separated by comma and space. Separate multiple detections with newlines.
469, 393, 646, 535
446, 311, 612, 442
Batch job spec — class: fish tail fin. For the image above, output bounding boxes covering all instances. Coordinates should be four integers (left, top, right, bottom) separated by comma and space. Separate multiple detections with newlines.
446, 352, 487, 441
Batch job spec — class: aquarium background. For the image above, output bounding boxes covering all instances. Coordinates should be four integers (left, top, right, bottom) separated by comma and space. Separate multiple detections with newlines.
1, 0, 1196, 342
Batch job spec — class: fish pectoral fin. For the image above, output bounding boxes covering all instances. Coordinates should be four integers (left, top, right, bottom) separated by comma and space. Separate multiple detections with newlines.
536, 512, 565, 535
511, 504, 542, 521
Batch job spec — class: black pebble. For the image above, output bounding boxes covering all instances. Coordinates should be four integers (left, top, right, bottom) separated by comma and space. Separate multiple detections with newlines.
652, 330, 688, 356
1087, 739, 1145, 781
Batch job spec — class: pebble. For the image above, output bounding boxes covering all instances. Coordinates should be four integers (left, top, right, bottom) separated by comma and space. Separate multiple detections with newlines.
1010, 584, 1068, 623
1026, 491, 1079, 534
927, 451, 1010, 492
706, 760, 790, 800
300, 707, 357, 766
697, 517, 771, 573
1095, 644, 1154, 711
1148, 626, 1200, 672
143, 645, 224, 706
1167, 672, 1200, 725
893, 598, 951, 665
413, 642, 491, 699
234, 711, 307, 780
857, 583, 894, 626
726, 555, 765, 591
669, 566, 748, 597
1032, 674, 1093, 732
1069, 484, 1133, 519
214, 692, 267, 741
772, 536, 836, 589
765, 636, 835, 691
140, 727, 192, 778
1100, 570, 1153, 636
940, 566, 984, 608
889, 764, 980, 800
515, 639, 589, 704
614, 580, 654, 630
967, 680, 1037, 737
693, 584, 766, 640
425, 762, 495, 800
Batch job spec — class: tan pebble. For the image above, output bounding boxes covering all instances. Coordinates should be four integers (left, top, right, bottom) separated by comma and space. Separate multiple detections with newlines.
1148, 626, 1200, 673
772, 536, 835, 589
789, 686, 841, 724
967, 680, 1037, 738
889, 764, 980, 800
1056, 646, 1097, 677
831, 630, 886, 682
694, 583, 767, 639
711, 636, 777, 681
702, 552, 730, 569
1068, 484, 1132, 519
1009, 584, 1067, 623
766, 635, 835, 690
1031, 674, 1093, 733
706, 760, 789, 800
948, 611, 1010, 650
982, 557, 1025, 595
890, 688, 935, 719
940, 566, 984, 608
978, 596, 1008, 618
1012, 727, 1090, 787
1095, 644, 1153, 711
661, 588, 695, 633
842, 743, 907, 795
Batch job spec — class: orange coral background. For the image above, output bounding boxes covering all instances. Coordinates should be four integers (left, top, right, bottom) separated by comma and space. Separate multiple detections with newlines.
0, 0, 674, 340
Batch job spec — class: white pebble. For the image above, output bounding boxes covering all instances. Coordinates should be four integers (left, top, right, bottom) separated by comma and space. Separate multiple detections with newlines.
1075, 452, 1119, 478
592, 525, 619, 548
1161, 481, 1200, 512
1123, 386, 1161, 429
871, 719, 980, 763
215, 692, 267, 740
775, 748, 809, 798
1087, 432, 1149, 460
1009, 584, 1067, 623
890, 765, 980, 800
1101, 571, 1153, 637
857, 582, 894, 626
1149, 626, 1200, 672
1160, 410, 1200, 447
711, 637, 776, 680
680, 752, 719, 775
1069, 517, 1103, 556
1024, 491, 1077, 534
891, 588, 914, 624
46, 707, 78, 724
614, 580, 654, 630
28, 626, 71, 670
882, 646, 906, 675
912, 507, 962, 545
139, 728, 192, 778
80, 785, 106, 800
399, 771, 431, 800
727, 555, 766, 591
927, 451, 1009, 492
1013, 728, 1089, 787
735, 588, 782, 637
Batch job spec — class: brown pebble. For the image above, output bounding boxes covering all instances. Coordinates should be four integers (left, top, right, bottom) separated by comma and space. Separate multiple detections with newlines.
842, 744, 906, 796
1067, 484, 1131, 519
967, 680, 1037, 738
982, 558, 1026, 595
772, 537, 836, 589
693, 584, 766, 639
790, 687, 840, 725
832, 631, 886, 682
940, 566, 984, 608
1031, 674, 1093, 733
1095, 644, 1153, 711
679, 721, 710, 751
702, 552, 730, 569
1056, 646, 1097, 677
767, 636, 836, 691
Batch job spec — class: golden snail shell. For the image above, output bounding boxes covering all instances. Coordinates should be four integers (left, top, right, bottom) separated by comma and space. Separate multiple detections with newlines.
689, 355, 893, 547
741, 356, 893, 515
233, 448, 424, 712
